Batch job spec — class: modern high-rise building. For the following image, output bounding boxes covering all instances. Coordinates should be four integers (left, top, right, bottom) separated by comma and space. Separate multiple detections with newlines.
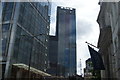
1, 2, 51, 78
56, 6, 76, 77
47, 36, 58, 76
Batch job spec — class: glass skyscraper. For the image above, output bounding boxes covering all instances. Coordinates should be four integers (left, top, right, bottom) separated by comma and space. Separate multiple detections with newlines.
1, 2, 51, 78
48, 36, 58, 76
56, 6, 76, 77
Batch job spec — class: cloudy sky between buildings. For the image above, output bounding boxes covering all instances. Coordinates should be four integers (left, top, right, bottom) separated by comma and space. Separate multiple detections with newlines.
50, 0, 100, 75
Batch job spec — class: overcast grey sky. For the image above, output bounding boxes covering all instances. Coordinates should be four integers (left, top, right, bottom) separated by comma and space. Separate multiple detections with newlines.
50, 0, 100, 75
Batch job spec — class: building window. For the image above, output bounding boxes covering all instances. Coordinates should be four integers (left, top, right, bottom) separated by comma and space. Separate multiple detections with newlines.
2, 24, 10, 56
2, 2, 14, 21
2, 24, 10, 32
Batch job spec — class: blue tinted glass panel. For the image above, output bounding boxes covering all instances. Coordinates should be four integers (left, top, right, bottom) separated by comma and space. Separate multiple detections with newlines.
2, 24, 10, 32
2, 2, 14, 21
2, 24, 10, 56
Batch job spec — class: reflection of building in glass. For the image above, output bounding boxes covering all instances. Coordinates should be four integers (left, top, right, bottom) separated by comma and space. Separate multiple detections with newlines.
1, 2, 51, 78
56, 6, 76, 77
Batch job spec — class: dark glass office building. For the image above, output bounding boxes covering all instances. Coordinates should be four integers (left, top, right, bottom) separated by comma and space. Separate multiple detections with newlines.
56, 6, 76, 77
1, 2, 51, 78
47, 36, 58, 76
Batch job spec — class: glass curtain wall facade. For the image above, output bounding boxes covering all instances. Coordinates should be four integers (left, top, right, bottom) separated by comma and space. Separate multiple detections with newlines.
1, 2, 51, 78
47, 36, 58, 76
1, 3, 15, 78
56, 6, 76, 77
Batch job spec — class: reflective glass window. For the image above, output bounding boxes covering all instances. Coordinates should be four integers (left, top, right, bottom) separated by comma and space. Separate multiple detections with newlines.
2, 24, 10, 32
2, 2, 14, 21
2, 24, 10, 55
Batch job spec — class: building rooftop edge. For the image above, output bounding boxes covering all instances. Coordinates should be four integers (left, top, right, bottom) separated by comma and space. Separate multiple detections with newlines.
57, 6, 75, 10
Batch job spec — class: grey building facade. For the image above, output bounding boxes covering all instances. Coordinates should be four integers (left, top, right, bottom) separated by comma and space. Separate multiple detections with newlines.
56, 6, 76, 77
97, 2, 120, 80
1, 2, 51, 78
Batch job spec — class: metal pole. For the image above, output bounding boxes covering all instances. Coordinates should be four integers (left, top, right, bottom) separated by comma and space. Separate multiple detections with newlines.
85, 41, 99, 49
79, 59, 82, 76
21, 34, 46, 79
28, 45, 32, 79
19, 35, 32, 79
